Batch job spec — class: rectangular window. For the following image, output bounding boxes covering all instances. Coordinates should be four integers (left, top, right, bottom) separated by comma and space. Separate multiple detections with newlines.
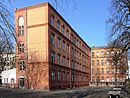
58, 70, 60, 81
19, 43, 24, 53
57, 53, 60, 65
62, 41, 65, 50
19, 60, 25, 70
51, 15, 54, 26
61, 25, 65, 35
67, 58, 69, 66
101, 60, 104, 66
62, 56, 65, 65
102, 68, 104, 74
66, 44, 69, 53
101, 51, 104, 57
97, 60, 99, 65
52, 70, 55, 80
96, 51, 99, 57
92, 60, 95, 66
106, 60, 109, 65
66, 30, 69, 39
92, 52, 94, 57
51, 51, 55, 63
106, 68, 109, 74
19, 26, 24, 36
51, 33, 55, 46
57, 37, 60, 48
62, 71, 65, 81
57, 20, 60, 31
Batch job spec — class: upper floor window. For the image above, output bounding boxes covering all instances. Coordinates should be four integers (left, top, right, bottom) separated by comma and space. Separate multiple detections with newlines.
106, 51, 109, 56
96, 51, 99, 57
57, 53, 60, 65
67, 58, 69, 66
62, 40, 65, 50
18, 16, 24, 36
51, 51, 55, 63
66, 44, 69, 53
62, 56, 65, 66
101, 51, 104, 57
92, 52, 94, 57
57, 37, 60, 48
101, 60, 104, 66
19, 60, 25, 70
66, 29, 69, 38
50, 33, 55, 46
57, 20, 60, 31
19, 42, 24, 53
61, 25, 65, 35
51, 15, 54, 26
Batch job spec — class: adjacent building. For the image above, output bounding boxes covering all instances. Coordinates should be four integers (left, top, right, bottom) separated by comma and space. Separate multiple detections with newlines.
15, 2, 91, 90
90, 47, 127, 86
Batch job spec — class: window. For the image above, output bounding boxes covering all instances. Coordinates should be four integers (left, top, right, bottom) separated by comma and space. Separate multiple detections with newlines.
4, 78, 8, 83
57, 53, 60, 65
96, 77, 100, 82
62, 71, 65, 81
106, 51, 109, 56
106, 68, 109, 74
51, 33, 55, 46
72, 73, 74, 81
18, 16, 24, 36
101, 77, 104, 82
61, 25, 65, 35
92, 60, 95, 66
19, 60, 25, 70
92, 52, 94, 57
66, 44, 69, 53
106, 60, 109, 65
57, 37, 60, 48
51, 15, 54, 26
106, 77, 109, 82
66, 72, 69, 81
66, 29, 69, 38
96, 60, 99, 65
101, 60, 104, 66
62, 41, 65, 50
67, 58, 69, 66
96, 51, 99, 57
101, 51, 104, 57
58, 70, 61, 80
102, 68, 104, 74
112, 77, 115, 82
97, 68, 100, 74
92, 68, 94, 74
19, 43, 24, 53
51, 51, 55, 63
52, 70, 55, 80
57, 20, 60, 31
62, 56, 65, 65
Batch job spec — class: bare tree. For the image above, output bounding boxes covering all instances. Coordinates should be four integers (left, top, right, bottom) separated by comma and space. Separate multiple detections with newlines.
107, 0, 130, 52
25, 51, 48, 89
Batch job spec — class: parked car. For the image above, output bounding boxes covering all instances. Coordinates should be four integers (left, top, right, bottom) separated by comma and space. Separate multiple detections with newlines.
108, 87, 126, 98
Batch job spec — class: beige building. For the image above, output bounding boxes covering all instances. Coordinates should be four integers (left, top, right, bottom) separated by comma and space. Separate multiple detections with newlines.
90, 47, 127, 86
15, 2, 91, 90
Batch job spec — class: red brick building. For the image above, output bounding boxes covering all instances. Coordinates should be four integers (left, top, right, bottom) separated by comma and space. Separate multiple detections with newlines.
15, 2, 91, 90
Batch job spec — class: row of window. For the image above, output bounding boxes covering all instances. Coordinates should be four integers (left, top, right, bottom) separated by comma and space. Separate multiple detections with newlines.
51, 33, 88, 63
51, 69, 87, 81
92, 59, 125, 66
50, 15, 88, 54
92, 68, 125, 74
51, 51, 88, 71
92, 76, 125, 82
92, 51, 121, 58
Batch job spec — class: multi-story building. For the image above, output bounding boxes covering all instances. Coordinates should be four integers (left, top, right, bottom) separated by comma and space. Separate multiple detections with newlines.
90, 47, 127, 86
0, 53, 16, 87
15, 2, 91, 90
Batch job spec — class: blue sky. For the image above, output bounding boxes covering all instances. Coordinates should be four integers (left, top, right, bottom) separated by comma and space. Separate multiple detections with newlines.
7, 0, 111, 47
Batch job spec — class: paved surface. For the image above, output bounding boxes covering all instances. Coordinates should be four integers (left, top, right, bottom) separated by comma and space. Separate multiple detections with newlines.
0, 86, 129, 98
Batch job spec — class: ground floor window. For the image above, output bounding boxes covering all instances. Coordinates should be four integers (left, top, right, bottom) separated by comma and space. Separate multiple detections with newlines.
19, 78, 25, 88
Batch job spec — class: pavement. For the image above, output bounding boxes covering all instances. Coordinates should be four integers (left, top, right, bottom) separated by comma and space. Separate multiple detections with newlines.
0, 86, 129, 98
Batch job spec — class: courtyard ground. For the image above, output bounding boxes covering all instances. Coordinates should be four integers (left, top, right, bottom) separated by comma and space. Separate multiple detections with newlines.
0, 86, 129, 98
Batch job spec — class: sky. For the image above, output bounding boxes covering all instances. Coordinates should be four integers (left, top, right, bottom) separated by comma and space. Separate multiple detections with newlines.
6, 0, 112, 47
